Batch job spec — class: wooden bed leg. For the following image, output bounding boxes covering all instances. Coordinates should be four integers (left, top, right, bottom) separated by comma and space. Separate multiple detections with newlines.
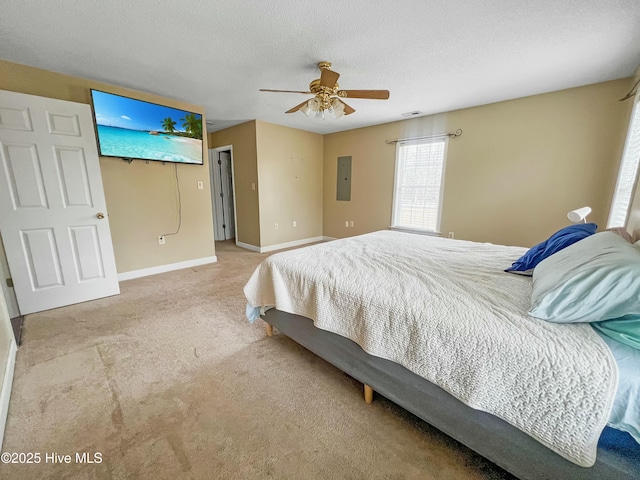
265, 323, 274, 337
364, 384, 373, 404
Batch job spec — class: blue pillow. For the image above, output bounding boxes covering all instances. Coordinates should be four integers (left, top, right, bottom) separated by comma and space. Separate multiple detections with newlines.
505, 223, 597, 275
529, 232, 640, 323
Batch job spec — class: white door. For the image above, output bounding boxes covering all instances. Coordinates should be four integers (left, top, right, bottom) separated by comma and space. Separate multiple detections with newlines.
0, 90, 119, 315
209, 149, 225, 241
220, 151, 236, 239
209, 149, 236, 241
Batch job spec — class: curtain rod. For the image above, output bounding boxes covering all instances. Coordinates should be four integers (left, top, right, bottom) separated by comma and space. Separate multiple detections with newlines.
385, 129, 462, 144
619, 77, 640, 101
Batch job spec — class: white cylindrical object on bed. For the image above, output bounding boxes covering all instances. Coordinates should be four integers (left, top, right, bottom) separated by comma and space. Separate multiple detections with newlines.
567, 206, 592, 223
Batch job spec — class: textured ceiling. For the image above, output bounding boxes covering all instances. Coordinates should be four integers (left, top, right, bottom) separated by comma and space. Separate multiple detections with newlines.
1, 0, 639, 135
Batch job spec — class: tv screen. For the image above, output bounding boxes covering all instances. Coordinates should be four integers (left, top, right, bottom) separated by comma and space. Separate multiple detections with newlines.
90, 89, 204, 165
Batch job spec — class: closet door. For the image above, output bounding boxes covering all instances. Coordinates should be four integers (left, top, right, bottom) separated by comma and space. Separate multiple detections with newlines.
208, 149, 225, 240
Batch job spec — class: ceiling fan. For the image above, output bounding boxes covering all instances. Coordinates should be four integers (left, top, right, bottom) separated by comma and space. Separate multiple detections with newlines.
260, 61, 390, 118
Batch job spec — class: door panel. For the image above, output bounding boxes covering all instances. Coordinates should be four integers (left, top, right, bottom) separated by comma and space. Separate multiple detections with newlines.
0, 105, 33, 131
55, 146, 93, 207
69, 225, 105, 281
46, 111, 81, 136
0, 90, 119, 314
21, 228, 64, 289
2, 143, 49, 209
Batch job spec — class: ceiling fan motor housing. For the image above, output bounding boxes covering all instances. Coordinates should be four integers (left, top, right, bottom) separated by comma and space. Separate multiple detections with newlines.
309, 79, 341, 110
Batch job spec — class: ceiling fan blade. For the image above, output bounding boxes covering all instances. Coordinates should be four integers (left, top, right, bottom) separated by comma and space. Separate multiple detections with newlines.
338, 99, 355, 115
339, 90, 390, 100
320, 69, 340, 88
285, 100, 311, 114
260, 89, 313, 94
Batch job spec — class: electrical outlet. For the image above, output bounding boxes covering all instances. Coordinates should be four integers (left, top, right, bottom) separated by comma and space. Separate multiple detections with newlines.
448, 232, 454, 239
293, 221, 297, 227
350, 220, 354, 227
197, 181, 204, 190
275, 223, 279, 230
345, 221, 349, 227
158, 236, 165, 245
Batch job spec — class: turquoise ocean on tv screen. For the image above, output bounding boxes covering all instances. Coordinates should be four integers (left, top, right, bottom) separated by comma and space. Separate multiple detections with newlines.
96, 125, 202, 164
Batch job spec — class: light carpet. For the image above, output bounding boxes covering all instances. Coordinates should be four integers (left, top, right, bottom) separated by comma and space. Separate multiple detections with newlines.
2, 240, 513, 479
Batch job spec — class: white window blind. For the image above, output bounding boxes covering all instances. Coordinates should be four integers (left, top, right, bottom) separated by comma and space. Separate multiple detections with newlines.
392, 139, 447, 232
608, 94, 640, 228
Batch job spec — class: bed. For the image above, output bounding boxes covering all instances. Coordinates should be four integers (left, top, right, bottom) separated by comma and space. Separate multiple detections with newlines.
244, 230, 640, 480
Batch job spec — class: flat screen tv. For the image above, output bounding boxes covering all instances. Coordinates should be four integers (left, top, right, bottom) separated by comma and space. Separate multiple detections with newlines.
90, 89, 204, 165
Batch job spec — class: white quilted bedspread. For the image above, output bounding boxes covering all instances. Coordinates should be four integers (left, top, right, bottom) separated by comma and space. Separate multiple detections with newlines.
243, 231, 618, 466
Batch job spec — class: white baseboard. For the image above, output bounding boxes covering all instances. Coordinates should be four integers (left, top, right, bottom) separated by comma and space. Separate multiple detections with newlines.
0, 338, 17, 450
235, 241, 261, 253
237, 237, 333, 254
117, 256, 218, 281
260, 236, 325, 253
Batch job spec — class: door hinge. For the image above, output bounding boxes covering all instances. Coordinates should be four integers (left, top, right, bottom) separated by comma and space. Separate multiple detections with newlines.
6, 278, 13, 288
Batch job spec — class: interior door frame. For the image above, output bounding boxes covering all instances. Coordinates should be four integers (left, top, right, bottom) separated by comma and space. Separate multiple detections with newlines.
209, 145, 239, 246
0, 239, 19, 318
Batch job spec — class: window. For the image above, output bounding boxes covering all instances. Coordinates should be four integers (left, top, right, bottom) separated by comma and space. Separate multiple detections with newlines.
391, 138, 447, 233
608, 93, 640, 228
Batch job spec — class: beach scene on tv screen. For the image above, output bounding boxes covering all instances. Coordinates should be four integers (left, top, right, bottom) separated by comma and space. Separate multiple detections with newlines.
91, 91, 203, 164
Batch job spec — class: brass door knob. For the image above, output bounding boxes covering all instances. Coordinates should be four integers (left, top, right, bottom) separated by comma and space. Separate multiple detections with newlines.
96, 212, 105, 219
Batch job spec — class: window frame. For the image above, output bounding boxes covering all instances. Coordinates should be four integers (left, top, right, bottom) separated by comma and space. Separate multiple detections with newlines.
391, 137, 449, 234
607, 92, 640, 229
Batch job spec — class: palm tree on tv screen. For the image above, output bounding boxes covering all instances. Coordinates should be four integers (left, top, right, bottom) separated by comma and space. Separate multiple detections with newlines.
181, 113, 202, 139
162, 117, 176, 133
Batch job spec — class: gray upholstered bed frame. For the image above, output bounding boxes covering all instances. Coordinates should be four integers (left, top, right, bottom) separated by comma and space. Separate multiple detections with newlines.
262, 309, 639, 480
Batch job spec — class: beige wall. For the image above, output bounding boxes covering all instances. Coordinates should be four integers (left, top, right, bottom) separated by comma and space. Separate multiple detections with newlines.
255, 121, 323, 247
209, 121, 260, 247
0, 59, 215, 277
210, 120, 323, 249
324, 79, 631, 247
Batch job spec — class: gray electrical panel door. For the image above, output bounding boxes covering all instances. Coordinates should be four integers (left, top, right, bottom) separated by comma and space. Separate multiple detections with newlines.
337, 156, 352, 201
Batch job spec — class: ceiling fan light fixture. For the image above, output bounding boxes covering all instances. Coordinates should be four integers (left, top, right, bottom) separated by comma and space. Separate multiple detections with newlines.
331, 98, 345, 118
308, 98, 320, 112
300, 101, 312, 116
301, 97, 325, 118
